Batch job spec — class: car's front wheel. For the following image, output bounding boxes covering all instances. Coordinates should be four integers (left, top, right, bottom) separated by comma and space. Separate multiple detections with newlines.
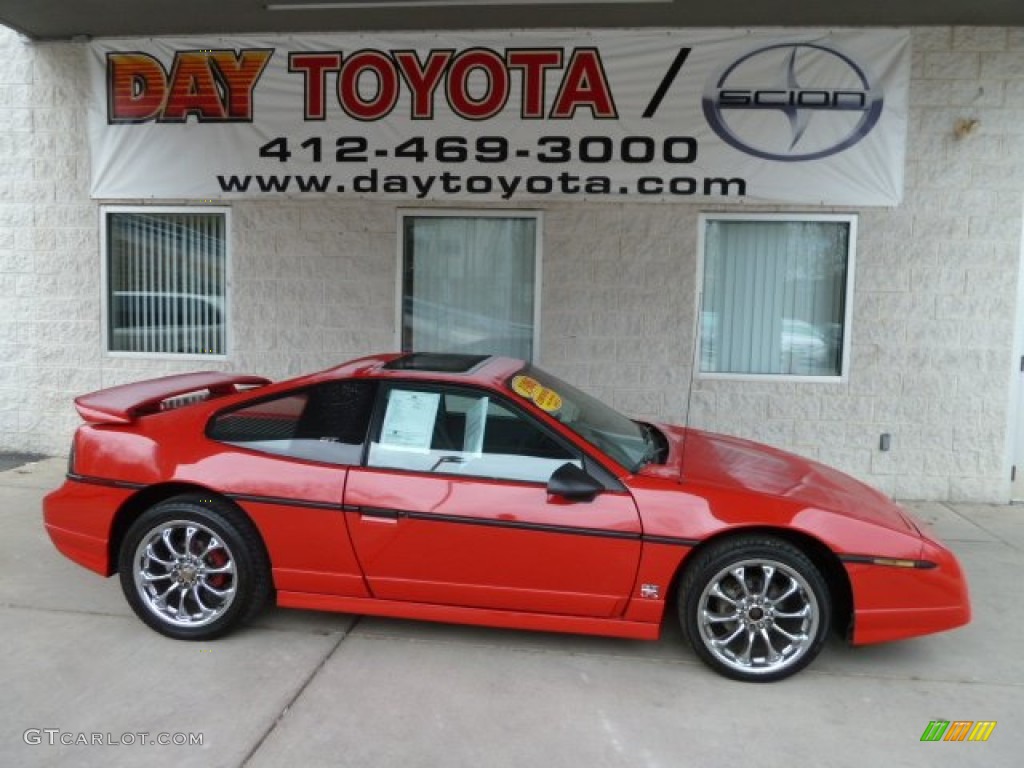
118, 496, 270, 640
678, 536, 831, 682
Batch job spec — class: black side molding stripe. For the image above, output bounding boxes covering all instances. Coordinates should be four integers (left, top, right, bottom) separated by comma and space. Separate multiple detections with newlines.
347, 508, 695, 547
409, 510, 642, 541
345, 506, 642, 541
225, 493, 341, 511
65, 474, 342, 512
838, 554, 877, 564
838, 554, 938, 569
67, 473, 145, 490
642, 535, 701, 547
65, 473, 698, 548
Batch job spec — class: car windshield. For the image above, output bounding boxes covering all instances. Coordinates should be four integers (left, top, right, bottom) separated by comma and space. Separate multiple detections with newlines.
506, 365, 653, 471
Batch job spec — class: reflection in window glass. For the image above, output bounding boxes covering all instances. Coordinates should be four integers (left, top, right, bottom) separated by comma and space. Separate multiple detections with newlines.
700, 217, 853, 377
107, 210, 227, 356
401, 215, 537, 360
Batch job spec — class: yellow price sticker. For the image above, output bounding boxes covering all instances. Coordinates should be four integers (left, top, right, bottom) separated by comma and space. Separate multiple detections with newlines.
532, 387, 563, 413
511, 375, 563, 413
511, 375, 542, 398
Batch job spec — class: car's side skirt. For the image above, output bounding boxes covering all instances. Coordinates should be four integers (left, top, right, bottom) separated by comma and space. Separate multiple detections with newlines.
276, 591, 663, 640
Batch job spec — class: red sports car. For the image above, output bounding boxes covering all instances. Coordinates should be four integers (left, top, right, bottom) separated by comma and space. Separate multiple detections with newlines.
44, 353, 970, 682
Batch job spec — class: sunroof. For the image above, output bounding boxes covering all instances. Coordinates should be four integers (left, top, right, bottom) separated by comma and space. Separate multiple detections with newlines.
383, 353, 489, 373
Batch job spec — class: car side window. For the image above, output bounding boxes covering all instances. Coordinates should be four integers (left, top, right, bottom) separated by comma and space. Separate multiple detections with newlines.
208, 380, 376, 465
368, 386, 580, 483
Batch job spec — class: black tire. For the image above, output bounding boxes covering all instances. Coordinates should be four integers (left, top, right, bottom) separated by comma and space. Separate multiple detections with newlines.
118, 495, 271, 641
678, 535, 831, 682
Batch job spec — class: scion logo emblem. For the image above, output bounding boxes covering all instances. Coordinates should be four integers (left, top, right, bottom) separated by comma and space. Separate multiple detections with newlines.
703, 42, 884, 162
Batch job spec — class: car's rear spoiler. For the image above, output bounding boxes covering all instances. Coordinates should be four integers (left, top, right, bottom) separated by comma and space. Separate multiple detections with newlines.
74, 372, 271, 425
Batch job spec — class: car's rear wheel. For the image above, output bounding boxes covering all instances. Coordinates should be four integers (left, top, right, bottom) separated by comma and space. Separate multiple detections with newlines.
678, 536, 830, 682
118, 496, 270, 640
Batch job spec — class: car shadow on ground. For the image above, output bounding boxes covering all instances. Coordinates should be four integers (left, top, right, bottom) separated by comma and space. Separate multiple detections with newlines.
0, 453, 48, 473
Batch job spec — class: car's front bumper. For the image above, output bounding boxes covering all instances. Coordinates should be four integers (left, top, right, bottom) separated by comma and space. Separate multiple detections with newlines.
847, 538, 971, 645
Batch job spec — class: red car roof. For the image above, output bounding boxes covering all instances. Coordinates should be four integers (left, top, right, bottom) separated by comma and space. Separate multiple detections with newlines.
325, 353, 527, 389
71, 354, 529, 426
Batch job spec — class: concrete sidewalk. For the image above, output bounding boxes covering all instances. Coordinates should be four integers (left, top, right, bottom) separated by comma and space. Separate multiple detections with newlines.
2, 457, 1021, 768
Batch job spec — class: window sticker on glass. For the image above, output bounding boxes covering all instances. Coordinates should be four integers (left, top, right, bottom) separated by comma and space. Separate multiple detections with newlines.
463, 397, 488, 455
532, 388, 563, 413
511, 375, 562, 414
511, 375, 542, 399
380, 390, 440, 451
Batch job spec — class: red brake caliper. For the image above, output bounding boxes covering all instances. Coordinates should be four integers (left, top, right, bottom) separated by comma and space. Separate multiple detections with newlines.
206, 548, 228, 589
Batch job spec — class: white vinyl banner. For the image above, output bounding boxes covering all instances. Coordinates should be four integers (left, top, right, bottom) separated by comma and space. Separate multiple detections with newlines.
87, 29, 910, 205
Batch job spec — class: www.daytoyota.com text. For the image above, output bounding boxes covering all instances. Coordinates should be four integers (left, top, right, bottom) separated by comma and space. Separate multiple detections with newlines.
218, 133, 746, 199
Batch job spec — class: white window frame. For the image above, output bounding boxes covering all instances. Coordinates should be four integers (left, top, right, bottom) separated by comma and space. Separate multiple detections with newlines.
100, 205, 231, 361
395, 209, 543, 363
696, 212, 857, 383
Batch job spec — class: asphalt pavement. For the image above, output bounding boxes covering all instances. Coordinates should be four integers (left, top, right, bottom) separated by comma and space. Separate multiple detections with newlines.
2, 456, 1021, 767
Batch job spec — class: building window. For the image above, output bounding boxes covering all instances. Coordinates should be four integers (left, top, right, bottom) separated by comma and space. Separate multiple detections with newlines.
698, 214, 856, 380
399, 211, 540, 361
104, 207, 228, 357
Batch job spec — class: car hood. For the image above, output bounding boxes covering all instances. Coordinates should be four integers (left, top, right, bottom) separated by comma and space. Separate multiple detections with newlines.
642, 424, 917, 534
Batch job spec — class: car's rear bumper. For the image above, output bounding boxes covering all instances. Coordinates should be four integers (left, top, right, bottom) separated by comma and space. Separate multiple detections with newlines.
43, 478, 131, 577
847, 539, 971, 645
43, 521, 110, 575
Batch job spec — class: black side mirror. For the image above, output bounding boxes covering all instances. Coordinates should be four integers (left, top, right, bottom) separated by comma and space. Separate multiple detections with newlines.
547, 462, 603, 502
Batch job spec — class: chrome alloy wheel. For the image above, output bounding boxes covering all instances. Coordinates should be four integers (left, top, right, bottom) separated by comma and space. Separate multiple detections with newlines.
132, 519, 238, 628
696, 558, 820, 677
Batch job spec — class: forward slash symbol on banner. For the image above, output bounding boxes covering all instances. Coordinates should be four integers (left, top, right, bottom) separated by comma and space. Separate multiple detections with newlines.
642, 48, 691, 119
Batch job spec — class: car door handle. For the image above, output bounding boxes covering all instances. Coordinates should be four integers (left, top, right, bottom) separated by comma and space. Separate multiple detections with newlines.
345, 505, 404, 522
361, 514, 397, 525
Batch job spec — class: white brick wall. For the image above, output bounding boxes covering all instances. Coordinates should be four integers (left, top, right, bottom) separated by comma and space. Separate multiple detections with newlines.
674, 28, 1023, 502
1, 26, 1022, 502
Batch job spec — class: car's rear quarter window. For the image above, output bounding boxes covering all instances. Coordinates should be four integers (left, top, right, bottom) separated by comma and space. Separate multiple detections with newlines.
208, 381, 376, 465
